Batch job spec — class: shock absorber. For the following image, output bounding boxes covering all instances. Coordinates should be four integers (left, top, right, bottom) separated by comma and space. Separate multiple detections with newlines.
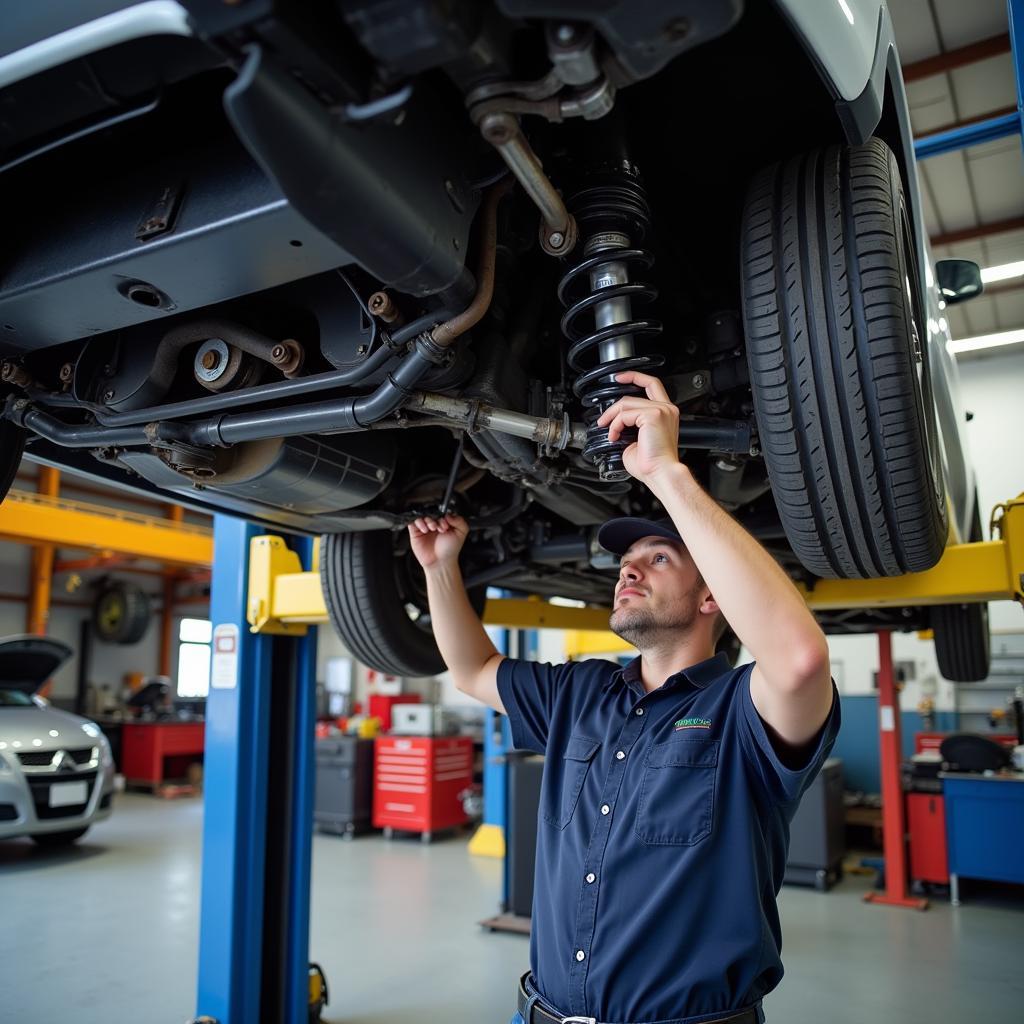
557, 165, 664, 482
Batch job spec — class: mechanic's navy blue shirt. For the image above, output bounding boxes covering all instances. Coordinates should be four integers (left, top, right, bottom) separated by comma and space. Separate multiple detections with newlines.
497, 652, 840, 1024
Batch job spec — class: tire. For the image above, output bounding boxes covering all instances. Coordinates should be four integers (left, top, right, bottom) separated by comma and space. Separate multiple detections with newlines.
741, 137, 946, 579
92, 582, 151, 644
932, 603, 990, 682
932, 501, 990, 682
0, 416, 25, 505
320, 530, 487, 678
31, 827, 89, 846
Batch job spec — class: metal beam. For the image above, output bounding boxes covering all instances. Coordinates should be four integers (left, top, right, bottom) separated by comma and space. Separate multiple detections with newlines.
794, 495, 1024, 610
903, 32, 1010, 82
930, 214, 1024, 249
0, 488, 213, 567
914, 111, 1020, 159
248, 496, 1024, 638
1010, 0, 1024, 157
917, 104, 1017, 147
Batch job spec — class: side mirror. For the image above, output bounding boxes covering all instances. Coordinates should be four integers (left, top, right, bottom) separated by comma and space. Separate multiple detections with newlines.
935, 259, 983, 305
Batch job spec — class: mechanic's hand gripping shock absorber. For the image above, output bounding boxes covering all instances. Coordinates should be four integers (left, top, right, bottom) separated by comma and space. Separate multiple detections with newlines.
557, 167, 664, 481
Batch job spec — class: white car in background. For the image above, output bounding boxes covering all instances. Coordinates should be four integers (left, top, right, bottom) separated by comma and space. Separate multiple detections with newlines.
0, 636, 116, 846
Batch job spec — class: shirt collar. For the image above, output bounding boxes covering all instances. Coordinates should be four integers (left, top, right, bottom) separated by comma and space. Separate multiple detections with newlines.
604, 651, 732, 692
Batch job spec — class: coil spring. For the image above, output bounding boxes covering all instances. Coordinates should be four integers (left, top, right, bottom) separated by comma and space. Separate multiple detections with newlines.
557, 181, 664, 481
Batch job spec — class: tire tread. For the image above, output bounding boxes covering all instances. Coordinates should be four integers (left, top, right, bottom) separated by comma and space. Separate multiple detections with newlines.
741, 138, 946, 579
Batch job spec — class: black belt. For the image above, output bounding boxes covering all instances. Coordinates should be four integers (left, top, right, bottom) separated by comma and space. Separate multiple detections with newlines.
517, 973, 761, 1024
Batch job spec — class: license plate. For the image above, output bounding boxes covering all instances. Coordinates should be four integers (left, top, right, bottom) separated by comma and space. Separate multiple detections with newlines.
49, 781, 88, 808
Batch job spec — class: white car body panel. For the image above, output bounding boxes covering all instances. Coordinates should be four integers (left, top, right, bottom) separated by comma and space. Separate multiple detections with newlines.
775, 0, 886, 100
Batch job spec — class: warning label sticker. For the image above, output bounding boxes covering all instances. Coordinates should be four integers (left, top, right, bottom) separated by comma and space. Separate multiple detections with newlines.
211, 623, 240, 689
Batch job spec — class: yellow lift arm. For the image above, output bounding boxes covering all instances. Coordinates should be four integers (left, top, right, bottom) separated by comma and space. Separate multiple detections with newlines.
246, 496, 1024, 637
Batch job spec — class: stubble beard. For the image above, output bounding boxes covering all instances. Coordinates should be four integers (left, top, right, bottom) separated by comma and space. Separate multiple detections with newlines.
609, 598, 699, 651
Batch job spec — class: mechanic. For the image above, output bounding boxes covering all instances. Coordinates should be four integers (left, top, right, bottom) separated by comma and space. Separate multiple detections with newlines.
409, 370, 840, 1024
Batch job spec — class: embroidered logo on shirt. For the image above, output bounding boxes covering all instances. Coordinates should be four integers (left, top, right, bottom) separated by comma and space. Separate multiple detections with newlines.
674, 716, 712, 731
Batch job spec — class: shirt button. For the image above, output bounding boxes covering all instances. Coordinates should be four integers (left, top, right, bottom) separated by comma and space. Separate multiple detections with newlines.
576, 950, 586, 962
616, 750, 626, 760
586, 873, 596, 884
636, 708, 645, 716
601, 804, 611, 815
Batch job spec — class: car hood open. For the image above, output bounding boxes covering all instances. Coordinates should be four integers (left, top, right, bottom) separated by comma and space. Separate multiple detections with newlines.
0, 635, 73, 695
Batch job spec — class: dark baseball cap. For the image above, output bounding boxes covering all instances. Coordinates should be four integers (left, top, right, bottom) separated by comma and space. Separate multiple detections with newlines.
597, 516, 684, 556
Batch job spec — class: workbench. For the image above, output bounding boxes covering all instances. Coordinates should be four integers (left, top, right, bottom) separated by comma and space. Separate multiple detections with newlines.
121, 720, 206, 787
940, 771, 1024, 905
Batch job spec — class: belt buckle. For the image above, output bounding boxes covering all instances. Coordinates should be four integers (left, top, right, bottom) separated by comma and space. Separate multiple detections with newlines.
560, 1017, 597, 1024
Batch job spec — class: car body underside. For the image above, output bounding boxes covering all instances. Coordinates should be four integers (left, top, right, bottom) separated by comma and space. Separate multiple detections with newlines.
0, 0, 976, 641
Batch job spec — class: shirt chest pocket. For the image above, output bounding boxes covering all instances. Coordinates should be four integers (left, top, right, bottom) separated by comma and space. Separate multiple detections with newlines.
543, 733, 600, 830
635, 737, 719, 846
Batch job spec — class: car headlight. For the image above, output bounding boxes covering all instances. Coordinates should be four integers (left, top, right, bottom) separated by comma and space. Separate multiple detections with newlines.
81, 722, 100, 738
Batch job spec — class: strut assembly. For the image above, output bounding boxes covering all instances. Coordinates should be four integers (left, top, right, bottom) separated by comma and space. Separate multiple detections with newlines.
558, 163, 665, 481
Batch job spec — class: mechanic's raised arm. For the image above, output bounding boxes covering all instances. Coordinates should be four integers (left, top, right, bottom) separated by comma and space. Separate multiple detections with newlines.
410, 515, 506, 713
597, 371, 833, 748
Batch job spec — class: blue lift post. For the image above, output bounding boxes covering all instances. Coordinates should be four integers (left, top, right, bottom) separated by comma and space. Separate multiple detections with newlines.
194, 517, 318, 1024
914, 0, 1024, 160
470, 597, 511, 862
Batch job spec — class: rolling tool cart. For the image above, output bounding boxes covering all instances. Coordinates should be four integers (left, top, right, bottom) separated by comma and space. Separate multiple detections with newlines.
373, 735, 474, 841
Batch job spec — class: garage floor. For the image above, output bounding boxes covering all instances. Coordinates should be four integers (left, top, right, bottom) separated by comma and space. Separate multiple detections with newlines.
1, 794, 1022, 1023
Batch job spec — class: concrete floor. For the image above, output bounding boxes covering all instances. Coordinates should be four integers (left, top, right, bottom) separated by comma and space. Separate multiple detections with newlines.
1, 794, 1022, 1023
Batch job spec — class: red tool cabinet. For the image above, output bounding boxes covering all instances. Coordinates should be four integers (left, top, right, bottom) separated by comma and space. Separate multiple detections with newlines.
372, 736, 473, 836
121, 721, 205, 786
907, 792, 949, 884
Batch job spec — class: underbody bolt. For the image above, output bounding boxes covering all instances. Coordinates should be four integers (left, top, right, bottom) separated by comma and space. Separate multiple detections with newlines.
691, 372, 706, 390
375, 468, 388, 482
103, 389, 115, 402
1, 362, 32, 387
368, 290, 401, 324
59, 363, 74, 382
548, 231, 565, 249
271, 344, 287, 361
201, 351, 219, 370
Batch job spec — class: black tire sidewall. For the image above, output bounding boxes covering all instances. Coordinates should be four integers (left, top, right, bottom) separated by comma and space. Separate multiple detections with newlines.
320, 530, 486, 678
890, 162, 947, 538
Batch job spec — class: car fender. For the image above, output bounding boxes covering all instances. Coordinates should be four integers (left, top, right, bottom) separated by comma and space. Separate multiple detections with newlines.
774, 0, 883, 102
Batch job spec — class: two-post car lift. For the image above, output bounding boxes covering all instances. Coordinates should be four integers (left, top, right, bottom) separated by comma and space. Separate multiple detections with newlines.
189, 496, 1023, 1021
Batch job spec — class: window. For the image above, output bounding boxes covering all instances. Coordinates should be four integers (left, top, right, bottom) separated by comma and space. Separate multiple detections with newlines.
177, 618, 212, 698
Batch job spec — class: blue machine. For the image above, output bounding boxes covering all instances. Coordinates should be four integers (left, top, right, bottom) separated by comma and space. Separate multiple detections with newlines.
193, 517, 318, 1024
943, 774, 1024, 906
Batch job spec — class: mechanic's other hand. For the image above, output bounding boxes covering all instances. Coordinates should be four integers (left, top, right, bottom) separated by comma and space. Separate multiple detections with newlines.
596, 371, 681, 483
409, 514, 469, 571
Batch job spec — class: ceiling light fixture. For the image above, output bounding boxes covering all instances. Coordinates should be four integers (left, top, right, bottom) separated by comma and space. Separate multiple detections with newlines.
980, 260, 1024, 284
947, 328, 1024, 355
